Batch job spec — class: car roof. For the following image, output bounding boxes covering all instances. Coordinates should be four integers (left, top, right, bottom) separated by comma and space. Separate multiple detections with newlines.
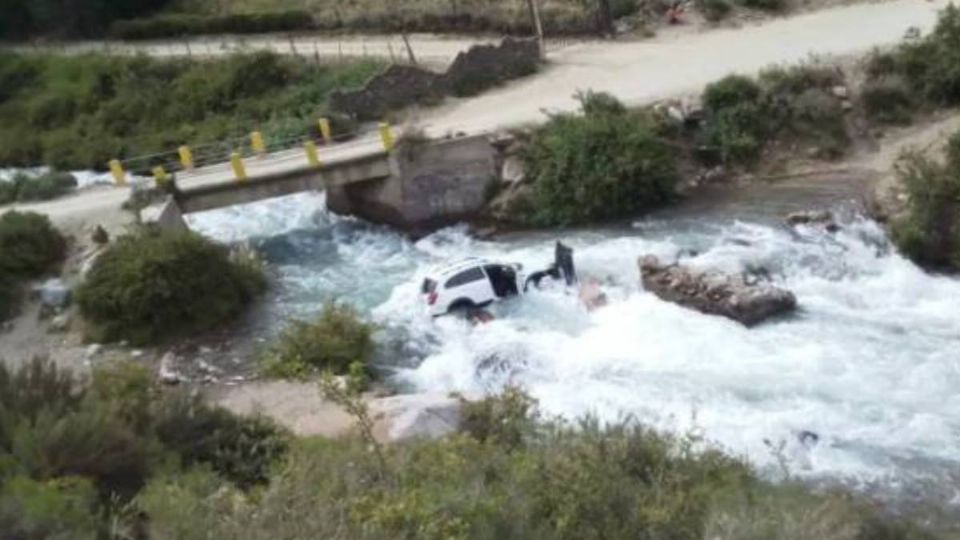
424, 257, 497, 279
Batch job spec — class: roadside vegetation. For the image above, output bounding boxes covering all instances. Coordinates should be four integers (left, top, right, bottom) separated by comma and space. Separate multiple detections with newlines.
76, 227, 266, 345
0, 211, 66, 321
890, 132, 960, 272
520, 91, 679, 226
0, 0, 167, 40
0, 171, 77, 205
0, 357, 289, 538
259, 301, 375, 382
0, 51, 382, 171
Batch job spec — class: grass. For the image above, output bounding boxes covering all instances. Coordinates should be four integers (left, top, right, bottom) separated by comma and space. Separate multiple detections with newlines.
0, 51, 384, 171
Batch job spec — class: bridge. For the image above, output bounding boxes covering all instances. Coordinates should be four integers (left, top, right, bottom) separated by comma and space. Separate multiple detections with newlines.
132, 126, 503, 236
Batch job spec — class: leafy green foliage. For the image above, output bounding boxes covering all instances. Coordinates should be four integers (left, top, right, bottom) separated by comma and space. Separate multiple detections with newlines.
0, 172, 77, 205
700, 0, 733, 22
738, 0, 785, 11
891, 133, 960, 271
110, 10, 314, 39
137, 386, 947, 540
865, 4, 960, 106
0, 357, 289, 536
0, 211, 66, 278
260, 301, 376, 379
861, 75, 915, 125
458, 386, 537, 449
701, 65, 849, 164
76, 227, 266, 345
522, 92, 679, 226
0, 51, 383, 170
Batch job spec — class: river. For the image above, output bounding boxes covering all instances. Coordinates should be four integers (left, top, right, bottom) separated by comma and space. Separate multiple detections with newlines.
185, 175, 960, 510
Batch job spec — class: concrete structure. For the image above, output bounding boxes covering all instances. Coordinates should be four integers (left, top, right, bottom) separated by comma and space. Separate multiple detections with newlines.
143, 134, 501, 236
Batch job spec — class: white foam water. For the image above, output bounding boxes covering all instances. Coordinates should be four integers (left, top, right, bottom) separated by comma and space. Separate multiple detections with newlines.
187, 192, 960, 501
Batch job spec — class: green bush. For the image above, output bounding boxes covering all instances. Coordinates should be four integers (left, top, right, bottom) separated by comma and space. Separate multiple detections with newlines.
0, 475, 99, 540
522, 93, 679, 226
739, 0, 786, 11
0, 211, 65, 278
153, 391, 289, 489
701, 0, 733, 21
260, 301, 376, 379
0, 357, 290, 536
110, 11, 315, 40
701, 66, 850, 164
458, 386, 538, 449
0, 52, 384, 170
0, 172, 77, 205
862, 75, 916, 125
76, 227, 266, 345
865, 5, 960, 106
891, 135, 960, 271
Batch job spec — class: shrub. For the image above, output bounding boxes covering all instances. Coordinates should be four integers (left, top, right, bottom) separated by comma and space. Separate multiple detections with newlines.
522, 93, 679, 226
110, 11, 316, 40
701, 0, 733, 21
76, 227, 266, 345
260, 301, 376, 379
0, 211, 65, 278
739, 0, 786, 11
862, 75, 916, 125
703, 75, 762, 111
0, 172, 77, 205
891, 137, 960, 271
458, 386, 538, 449
0, 475, 99, 540
153, 391, 290, 489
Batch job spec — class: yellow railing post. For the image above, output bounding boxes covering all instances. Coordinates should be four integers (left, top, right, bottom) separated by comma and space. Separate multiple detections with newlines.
108, 159, 126, 186
378, 122, 395, 152
318, 117, 333, 144
251, 131, 266, 157
178, 145, 194, 171
304, 140, 321, 168
230, 152, 247, 181
152, 166, 170, 188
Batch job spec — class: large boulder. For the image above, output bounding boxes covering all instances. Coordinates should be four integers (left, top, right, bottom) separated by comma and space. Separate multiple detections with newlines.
639, 255, 797, 326
370, 393, 464, 443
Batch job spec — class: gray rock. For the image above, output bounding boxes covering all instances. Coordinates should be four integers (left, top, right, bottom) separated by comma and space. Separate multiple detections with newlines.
48, 313, 71, 333
158, 352, 184, 385
831, 85, 849, 99
501, 155, 526, 184
371, 393, 464, 442
36, 279, 71, 309
639, 255, 797, 326
785, 210, 840, 232
85, 344, 103, 360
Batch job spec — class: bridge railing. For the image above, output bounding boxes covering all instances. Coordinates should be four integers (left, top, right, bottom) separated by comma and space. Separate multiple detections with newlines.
108, 118, 396, 187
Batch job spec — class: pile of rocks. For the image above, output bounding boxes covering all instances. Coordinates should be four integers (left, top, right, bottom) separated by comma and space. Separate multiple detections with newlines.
639, 255, 797, 326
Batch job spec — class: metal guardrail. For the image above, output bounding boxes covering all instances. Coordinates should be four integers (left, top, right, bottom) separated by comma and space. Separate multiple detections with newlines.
108, 118, 397, 187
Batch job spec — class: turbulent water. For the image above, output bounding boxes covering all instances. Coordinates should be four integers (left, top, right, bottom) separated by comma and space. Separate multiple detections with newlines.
186, 183, 960, 505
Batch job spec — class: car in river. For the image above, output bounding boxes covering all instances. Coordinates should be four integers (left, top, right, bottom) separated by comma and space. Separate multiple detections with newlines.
421, 258, 525, 317
421, 243, 578, 317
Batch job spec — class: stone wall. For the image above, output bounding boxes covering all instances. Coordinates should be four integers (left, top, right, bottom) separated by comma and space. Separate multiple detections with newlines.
330, 38, 540, 120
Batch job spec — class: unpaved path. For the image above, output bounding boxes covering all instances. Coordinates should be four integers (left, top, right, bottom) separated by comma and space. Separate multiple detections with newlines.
2, 0, 949, 231
419, 0, 949, 135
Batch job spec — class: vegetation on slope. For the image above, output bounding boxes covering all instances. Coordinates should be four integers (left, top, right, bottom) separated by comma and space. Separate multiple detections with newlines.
0, 211, 66, 321
0, 0, 169, 40
76, 227, 266, 345
0, 51, 382, 171
0, 358, 289, 538
0, 171, 77, 205
891, 131, 960, 272
521, 91, 679, 226
260, 301, 376, 380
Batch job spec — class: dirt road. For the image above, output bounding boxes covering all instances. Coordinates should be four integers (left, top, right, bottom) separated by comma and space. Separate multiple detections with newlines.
419, 0, 948, 135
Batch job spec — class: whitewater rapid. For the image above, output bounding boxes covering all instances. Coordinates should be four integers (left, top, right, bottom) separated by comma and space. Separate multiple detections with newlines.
187, 191, 960, 500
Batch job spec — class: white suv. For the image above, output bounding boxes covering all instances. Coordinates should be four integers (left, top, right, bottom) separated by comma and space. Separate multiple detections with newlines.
421, 258, 525, 317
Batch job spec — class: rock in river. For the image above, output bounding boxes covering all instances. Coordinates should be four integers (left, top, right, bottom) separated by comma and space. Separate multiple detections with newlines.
639, 255, 797, 326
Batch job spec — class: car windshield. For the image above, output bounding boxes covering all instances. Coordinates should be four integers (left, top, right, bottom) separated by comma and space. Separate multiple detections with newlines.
421, 278, 437, 294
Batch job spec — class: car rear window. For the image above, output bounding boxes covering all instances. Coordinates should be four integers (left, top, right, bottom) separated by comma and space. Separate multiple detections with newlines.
445, 267, 485, 288
421, 278, 437, 294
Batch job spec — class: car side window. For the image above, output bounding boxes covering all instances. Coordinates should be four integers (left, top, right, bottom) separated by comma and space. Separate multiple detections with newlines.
445, 267, 486, 288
